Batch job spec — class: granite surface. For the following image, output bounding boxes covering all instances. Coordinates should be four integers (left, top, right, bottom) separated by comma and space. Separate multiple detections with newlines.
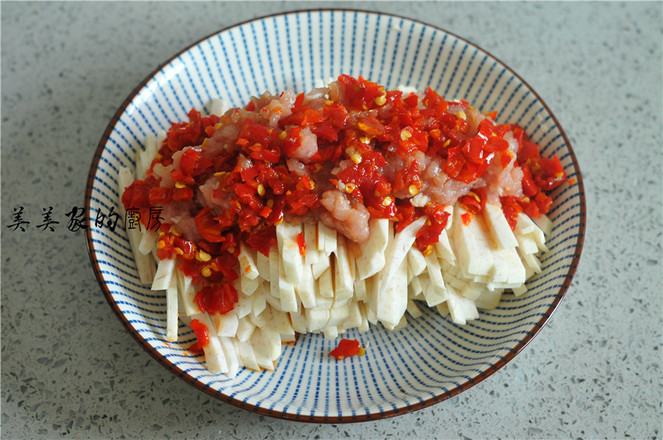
1, 1, 661, 438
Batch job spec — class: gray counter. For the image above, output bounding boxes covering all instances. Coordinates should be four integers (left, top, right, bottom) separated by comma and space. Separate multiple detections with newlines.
2, 2, 661, 438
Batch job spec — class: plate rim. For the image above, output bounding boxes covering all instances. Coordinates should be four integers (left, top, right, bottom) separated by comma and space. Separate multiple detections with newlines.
84, 7, 586, 423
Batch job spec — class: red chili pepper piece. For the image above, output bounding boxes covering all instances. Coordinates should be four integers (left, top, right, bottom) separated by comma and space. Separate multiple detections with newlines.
282, 126, 302, 158
148, 186, 172, 205
330, 339, 364, 360
500, 196, 523, 230
194, 282, 238, 315
296, 232, 306, 256
394, 202, 416, 233
172, 186, 194, 201
189, 319, 210, 353
461, 212, 473, 226
195, 207, 228, 243
179, 147, 213, 177
243, 226, 277, 257
521, 166, 539, 197
459, 187, 487, 215
415, 218, 447, 252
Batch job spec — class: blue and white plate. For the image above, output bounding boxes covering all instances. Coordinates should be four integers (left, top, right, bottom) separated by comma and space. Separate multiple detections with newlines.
85, 10, 585, 422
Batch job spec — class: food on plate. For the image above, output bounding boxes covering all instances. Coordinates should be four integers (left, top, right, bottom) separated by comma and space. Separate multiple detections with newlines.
118, 75, 567, 376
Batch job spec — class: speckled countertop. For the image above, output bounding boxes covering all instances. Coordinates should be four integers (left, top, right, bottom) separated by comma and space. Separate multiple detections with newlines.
1, 2, 661, 438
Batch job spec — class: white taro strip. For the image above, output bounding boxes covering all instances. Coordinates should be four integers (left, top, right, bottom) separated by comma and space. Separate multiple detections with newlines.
237, 339, 259, 371
489, 250, 510, 285
166, 274, 178, 342
451, 205, 494, 278
276, 221, 304, 284
333, 236, 355, 303
474, 288, 503, 310
219, 336, 240, 378
422, 274, 446, 308
251, 327, 279, 371
407, 246, 427, 280
514, 212, 535, 235
317, 267, 334, 299
311, 253, 330, 279
512, 283, 528, 297
517, 234, 539, 256
483, 202, 518, 249
240, 273, 260, 296
378, 256, 409, 329
138, 229, 158, 255
278, 255, 298, 313
236, 316, 256, 342
256, 250, 271, 281
326, 298, 351, 329
323, 326, 339, 339
461, 281, 483, 301
234, 293, 253, 319
515, 212, 547, 251
313, 283, 333, 310
424, 251, 447, 301
355, 218, 389, 279
250, 304, 270, 328
264, 283, 283, 311
357, 302, 370, 333
238, 243, 259, 280
434, 229, 456, 265
342, 299, 363, 331
135, 150, 147, 180
251, 292, 267, 319
406, 299, 423, 318
288, 305, 308, 334
408, 275, 424, 299
189, 313, 227, 374
446, 287, 480, 325
271, 309, 296, 342
268, 247, 279, 298
151, 258, 175, 291
494, 247, 526, 288
212, 311, 239, 338
376, 216, 427, 322
353, 278, 367, 303
306, 308, 330, 332
303, 222, 319, 265
533, 213, 553, 236
144, 133, 158, 161
318, 222, 337, 255
208, 98, 225, 116
296, 264, 316, 309
365, 275, 379, 318
177, 271, 200, 317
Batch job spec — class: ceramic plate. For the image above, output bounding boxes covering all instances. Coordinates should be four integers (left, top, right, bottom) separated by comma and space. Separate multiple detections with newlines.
85, 9, 585, 422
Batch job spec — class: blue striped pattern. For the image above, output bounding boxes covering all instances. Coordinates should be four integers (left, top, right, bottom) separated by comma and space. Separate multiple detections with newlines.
87, 10, 584, 421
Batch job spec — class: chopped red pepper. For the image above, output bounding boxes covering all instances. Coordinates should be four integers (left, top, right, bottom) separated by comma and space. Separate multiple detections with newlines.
179, 147, 213, 177
195, 207, 228, 243
500, 196, 523, 230
296, 232, 306, 256
194, 283, 238, 315
329, 339, 364, 360
189, 319, 210, 353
